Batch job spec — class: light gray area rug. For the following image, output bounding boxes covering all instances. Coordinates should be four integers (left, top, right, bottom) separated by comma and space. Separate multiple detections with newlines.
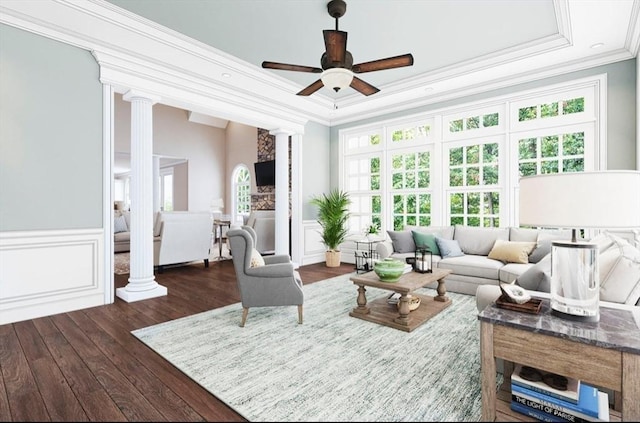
132, 273, 492, 422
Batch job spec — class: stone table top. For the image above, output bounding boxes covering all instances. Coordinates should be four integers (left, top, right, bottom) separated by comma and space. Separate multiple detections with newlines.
478, 297, 640, 355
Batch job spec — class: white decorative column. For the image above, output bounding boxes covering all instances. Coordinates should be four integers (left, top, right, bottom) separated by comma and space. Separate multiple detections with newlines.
270, 129, 292, 256
117, 90, 167, 302
153, 155, 161, 213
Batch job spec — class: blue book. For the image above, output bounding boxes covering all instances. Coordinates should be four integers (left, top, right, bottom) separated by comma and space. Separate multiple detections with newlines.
511, 400, 568, 422
512, 382, 600, 419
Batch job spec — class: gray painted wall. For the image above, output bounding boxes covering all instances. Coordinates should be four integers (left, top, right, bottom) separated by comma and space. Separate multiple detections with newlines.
329, 59, 638, 185
301, 120, 331, 220
0, 24, 103, 231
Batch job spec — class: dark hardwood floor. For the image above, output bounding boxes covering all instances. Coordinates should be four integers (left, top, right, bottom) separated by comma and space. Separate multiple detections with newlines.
0, 260, 355, 422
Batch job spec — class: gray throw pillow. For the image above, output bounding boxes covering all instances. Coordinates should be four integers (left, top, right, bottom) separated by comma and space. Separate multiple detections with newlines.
528, 238, 552, 263
515, 254, 552, 292
435, 237, 464, 258
387, 230, 416, 253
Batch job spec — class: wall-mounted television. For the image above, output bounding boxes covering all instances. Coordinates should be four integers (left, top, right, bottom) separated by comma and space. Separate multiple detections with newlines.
254, 160, 275, 186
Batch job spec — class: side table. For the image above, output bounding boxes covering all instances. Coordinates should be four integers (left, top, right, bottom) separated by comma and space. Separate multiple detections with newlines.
478, 298, 640, 421
213, 219, 231, 260
353, 237, 383, 273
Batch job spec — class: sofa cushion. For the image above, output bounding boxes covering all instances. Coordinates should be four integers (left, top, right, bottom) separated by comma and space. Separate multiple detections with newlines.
114, 215, 128, 233
406, 225, 455, 240
488, 240, 536, 264
509, 227, 540, 243
435, 237, 464, 258
598, 233, 640, 305
411, 231, 440, 255
499, 263, 533, 283
528, 230, 573, 263
515, 254, 552, 292
114, 231, 131, 242
387, 230, 416, 253
438, 255, 503, 280
454, 225, 509, 255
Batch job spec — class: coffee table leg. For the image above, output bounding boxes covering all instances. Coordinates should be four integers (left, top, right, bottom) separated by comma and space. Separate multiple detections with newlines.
352, 284, 370, 315
394, 293, 410, 326
435, 278, 448, 302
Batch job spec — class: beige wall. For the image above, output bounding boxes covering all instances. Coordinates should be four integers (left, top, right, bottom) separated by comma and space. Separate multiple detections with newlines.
114, 94, 226, 212
173, 161, 189, 211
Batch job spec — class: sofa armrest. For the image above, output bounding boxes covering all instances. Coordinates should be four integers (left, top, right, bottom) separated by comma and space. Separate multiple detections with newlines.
376, 241, 394, 259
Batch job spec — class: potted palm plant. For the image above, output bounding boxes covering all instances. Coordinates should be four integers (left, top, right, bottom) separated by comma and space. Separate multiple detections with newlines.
310, 189, 351, 267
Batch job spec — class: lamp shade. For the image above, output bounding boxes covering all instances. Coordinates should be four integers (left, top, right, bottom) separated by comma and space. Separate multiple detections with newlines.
519, 171, 640, 229
210, 198, 224, 212
320, 68, 354, 92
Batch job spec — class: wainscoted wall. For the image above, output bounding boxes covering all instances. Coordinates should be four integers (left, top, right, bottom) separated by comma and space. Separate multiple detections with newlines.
301, 220, 359, 266
0, 229, 106, 325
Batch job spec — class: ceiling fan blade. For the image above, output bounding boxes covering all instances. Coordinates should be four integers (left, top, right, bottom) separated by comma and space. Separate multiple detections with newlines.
352, 53, 414, 73
350, 76, 379, 96
296, 79, 325, 96
323, 30, 347, 64
262, 61, 322, 73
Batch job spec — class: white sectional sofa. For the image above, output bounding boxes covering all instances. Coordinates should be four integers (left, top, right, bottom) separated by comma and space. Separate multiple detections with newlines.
376, 225, 571, 296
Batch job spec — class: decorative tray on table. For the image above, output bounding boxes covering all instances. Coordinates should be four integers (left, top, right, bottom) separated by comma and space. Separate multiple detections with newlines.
495, 295, 542, 314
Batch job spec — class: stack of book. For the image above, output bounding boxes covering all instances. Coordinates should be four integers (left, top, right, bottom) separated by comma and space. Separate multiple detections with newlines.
510, 364, 610, 422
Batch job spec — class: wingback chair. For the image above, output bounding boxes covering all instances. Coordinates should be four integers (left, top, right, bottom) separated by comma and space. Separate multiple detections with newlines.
227, 226, 304, 327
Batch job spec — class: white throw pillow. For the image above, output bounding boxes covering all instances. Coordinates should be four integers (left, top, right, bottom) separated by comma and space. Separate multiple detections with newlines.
250, 248, 265, 267
597, 233, 640, 305
114, 215, 128, 233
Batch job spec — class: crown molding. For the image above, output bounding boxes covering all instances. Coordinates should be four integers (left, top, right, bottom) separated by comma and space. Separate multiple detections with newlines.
1, 0, 636, 131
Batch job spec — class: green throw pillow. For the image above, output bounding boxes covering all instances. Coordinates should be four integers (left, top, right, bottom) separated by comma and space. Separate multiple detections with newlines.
411, 230, 440, 255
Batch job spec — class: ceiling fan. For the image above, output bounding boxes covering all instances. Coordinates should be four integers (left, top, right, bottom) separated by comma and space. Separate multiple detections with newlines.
262, 0, 414, 97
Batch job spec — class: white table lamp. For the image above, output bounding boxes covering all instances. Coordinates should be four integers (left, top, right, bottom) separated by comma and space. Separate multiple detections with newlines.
210, 198, 224, 214
519, 171, 640, 322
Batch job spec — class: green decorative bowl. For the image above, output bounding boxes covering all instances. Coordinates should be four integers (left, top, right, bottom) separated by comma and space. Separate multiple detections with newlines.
373, 258, 405, 282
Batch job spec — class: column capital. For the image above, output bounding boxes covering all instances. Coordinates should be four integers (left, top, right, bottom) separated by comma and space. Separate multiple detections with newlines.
123, 89, 161, 105
269, 128, 294, 137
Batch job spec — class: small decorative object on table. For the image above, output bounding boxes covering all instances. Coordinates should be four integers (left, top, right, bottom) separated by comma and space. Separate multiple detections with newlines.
373, 257, 405, 282
396, 295, 421, 311
413, 247, 433, 273
495, 282, 542, 314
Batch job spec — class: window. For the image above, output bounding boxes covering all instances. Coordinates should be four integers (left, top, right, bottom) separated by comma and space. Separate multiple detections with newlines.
390, 149, 433, 230
345, 154, 383, 233
160, 169, 173, 211
233, 165, 251, 223
445, 139, 501, 227
339, 77, 602, 233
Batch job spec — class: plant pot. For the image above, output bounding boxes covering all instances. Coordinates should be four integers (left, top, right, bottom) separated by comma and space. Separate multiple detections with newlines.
325, 250, 341, 267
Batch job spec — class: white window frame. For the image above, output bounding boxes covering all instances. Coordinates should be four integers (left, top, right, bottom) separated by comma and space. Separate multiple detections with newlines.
337, 75, 606, 231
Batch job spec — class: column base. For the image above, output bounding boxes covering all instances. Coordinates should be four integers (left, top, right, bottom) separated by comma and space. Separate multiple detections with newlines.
116, 284, 168, 303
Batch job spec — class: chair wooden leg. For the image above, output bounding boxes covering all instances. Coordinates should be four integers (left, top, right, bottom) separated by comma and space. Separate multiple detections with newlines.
298, 305, 303, 324
240, 307, 249, 327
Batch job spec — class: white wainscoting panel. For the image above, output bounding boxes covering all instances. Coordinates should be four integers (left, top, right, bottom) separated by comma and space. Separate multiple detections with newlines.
301, 221, 325, 265
0, 229, 106, 325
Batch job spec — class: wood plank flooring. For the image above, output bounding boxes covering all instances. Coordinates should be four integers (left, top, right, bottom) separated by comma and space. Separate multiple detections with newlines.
0, 260, 355, 422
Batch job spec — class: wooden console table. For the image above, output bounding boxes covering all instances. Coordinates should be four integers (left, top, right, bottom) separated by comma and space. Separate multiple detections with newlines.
478, 298, 640, 421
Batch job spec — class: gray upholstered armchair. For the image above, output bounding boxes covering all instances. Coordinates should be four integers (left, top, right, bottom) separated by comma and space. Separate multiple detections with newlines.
227, 226, 304, 327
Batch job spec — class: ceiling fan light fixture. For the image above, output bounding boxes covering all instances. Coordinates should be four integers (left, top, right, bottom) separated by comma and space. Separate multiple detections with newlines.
321, 68, 353, 92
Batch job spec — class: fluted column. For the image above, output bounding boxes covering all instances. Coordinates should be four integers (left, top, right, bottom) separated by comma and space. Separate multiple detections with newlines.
270, 129, 292, 256
117, 90, 167, 302
153, 155, 161, 213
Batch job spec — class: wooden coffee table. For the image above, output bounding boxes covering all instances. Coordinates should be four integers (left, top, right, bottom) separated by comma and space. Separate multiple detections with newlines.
349, 268, 453, 332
